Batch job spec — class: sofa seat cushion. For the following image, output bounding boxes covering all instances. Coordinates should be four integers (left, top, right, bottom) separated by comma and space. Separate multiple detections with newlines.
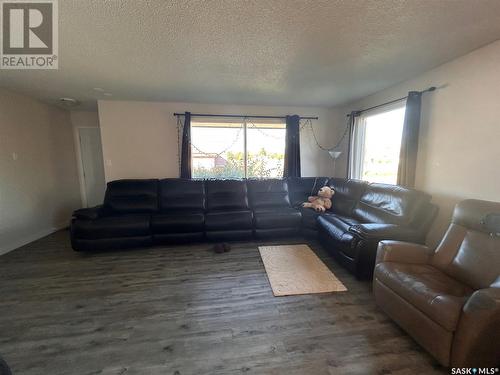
73, 215, 151, 239
205, 210, 253, 231
327, 214, 361, 230
375, 263, 472, 331
299, 206, 322, 229
253, 208, 301, 229
298, 207, 336, 230
151, 212, 204, 234
317, 215, 362, 258
317, 214, 362, 234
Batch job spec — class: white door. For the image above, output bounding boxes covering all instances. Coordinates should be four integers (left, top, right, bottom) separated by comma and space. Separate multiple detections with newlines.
78, 127, 106, 207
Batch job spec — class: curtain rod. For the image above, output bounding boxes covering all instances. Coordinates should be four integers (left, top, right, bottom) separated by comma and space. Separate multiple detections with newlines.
173, 113, 319, 120
346, 86, 436, 117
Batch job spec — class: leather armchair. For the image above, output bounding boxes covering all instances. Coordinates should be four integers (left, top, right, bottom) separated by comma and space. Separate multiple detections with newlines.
375, 240, 433, 265
374, 199, 500, 367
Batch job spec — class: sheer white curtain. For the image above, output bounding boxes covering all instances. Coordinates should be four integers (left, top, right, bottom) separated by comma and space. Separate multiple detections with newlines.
348, 115, 367, 179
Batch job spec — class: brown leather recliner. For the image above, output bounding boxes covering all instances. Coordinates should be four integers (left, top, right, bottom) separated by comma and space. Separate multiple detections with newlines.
373, 199, 500, 367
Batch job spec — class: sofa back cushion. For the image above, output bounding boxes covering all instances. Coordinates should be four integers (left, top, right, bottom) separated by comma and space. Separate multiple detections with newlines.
104, 179, 159, 214
159, 179, 205, 212
328, 178, 368, 216
352, 183, 430, 226
287, 177, 329, 207
432, 199, 500, 290
206, 180, 248, 211
248, 179, 291, 210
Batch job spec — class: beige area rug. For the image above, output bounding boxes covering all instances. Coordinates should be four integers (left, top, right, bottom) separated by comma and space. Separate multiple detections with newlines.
258, 244, 347, 296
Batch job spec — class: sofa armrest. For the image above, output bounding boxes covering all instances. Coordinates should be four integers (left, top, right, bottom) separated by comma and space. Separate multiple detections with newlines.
463, 286, 500, 313
451, 286, 500, 366
73, 205, 103, 220
349, 223, 421, 242
375, 240, 433, 265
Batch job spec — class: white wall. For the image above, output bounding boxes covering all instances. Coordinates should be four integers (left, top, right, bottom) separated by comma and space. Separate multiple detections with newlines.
98, 101, 337, 181
0, 88, 81, 255
335, 40, 500, 246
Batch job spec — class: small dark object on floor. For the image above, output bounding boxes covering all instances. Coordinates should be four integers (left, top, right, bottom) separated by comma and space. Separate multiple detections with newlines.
213, 243, 231, 253
0, 356, 12, 375
213, 243, 225, 253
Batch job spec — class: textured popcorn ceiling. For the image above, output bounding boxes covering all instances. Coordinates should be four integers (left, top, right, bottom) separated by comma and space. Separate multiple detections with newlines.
1, 0, 500, 109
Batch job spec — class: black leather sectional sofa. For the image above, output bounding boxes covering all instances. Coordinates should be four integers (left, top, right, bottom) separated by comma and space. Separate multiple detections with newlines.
71, 177, 437, 278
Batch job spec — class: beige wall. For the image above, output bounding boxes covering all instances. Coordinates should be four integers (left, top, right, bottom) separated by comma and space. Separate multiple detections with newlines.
98, 101, 337, 181
335, 40, 500, 246
0, 88, 81, 254
326, 106, 352, 178
71, 110, 100, 128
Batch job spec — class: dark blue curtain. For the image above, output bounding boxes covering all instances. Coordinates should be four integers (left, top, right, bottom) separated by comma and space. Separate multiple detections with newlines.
283, 115, 301, 177
180, 111, 191, 179
397, 91, 422, 187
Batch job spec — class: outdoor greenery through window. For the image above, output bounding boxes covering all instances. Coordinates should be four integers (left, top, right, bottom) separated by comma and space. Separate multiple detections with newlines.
349, 103, 406, 184
191, 120, 286, 178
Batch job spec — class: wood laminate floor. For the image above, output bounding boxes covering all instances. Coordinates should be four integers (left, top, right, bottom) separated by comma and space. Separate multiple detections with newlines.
0, 231, 445, 375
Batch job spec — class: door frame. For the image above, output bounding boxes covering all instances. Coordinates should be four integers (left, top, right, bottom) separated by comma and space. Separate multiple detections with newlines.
74, 126, 104, 208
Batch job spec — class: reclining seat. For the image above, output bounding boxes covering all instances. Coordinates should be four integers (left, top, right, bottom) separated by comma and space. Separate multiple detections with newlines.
318, 182, 435, 278
205, 180, 253, 241
287, 177, 329, 237
71, 179, 158, 251
151, 179, 205, 243
374, 199, 500, 367
317, 178, 368, 269
248, 179, 301, 239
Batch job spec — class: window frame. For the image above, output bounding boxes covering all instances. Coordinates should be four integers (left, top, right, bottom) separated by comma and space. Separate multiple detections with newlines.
190, 118, 286, 179
348, 100, 406, 184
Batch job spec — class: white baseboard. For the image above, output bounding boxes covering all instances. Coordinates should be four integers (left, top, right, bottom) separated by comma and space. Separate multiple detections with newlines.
0, 222, 68, 256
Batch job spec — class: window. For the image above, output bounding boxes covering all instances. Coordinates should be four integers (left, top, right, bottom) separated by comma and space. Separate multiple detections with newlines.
191, 119, 286, 179
349, 103, 406, 184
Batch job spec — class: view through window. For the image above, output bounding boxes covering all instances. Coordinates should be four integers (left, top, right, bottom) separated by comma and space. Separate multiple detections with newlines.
350, 104, 406, 184
191, 120, 286, 178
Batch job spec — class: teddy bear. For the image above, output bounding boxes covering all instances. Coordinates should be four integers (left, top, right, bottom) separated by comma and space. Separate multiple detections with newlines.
302, 186, 335, 212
